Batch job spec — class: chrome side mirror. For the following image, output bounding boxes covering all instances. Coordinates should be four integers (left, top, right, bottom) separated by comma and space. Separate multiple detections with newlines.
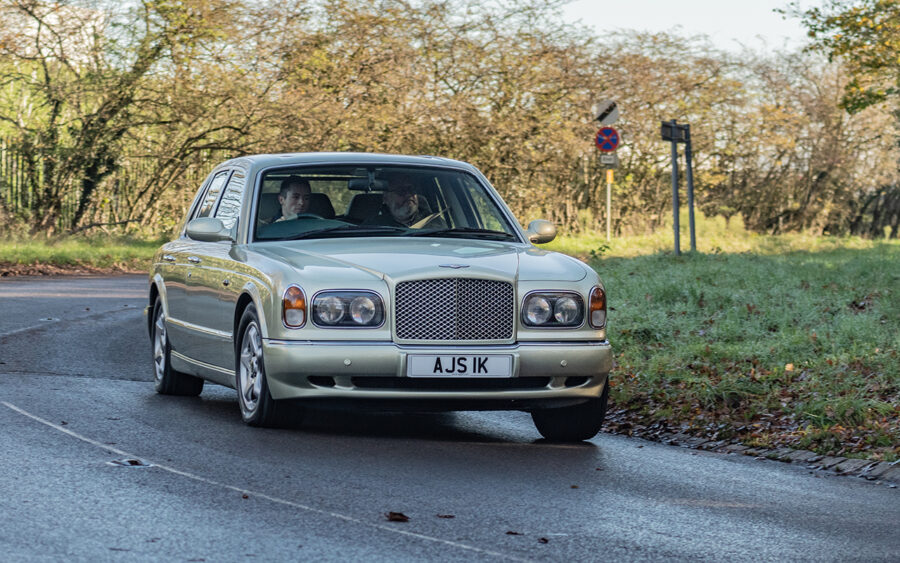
525, 219, 556, 244
186, 217, 233, 242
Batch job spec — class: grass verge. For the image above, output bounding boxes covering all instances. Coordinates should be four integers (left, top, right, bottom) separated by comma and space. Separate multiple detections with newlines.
546, 218, 899, 461
0, 237, 158, 275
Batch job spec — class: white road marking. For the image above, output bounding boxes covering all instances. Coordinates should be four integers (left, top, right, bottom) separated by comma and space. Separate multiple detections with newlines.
0, 320, 61, 340
2, 401, 530, 562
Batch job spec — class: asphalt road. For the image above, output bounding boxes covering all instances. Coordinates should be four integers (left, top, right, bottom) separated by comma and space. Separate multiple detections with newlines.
1, 275, 898, 561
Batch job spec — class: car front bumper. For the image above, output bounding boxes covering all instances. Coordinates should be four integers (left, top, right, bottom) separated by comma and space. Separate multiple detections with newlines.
262, 339, 612, 407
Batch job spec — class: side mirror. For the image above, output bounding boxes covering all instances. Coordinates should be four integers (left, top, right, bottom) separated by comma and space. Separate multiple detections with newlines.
186, 217, 233, 242
525, 220, 556, 244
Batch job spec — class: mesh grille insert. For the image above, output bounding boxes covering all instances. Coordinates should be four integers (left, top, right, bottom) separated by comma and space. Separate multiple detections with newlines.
395, 278, 514, 341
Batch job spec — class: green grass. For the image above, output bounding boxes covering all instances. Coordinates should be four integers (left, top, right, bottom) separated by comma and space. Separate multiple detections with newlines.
544, 215, 900, 461
0, 236, 159, 272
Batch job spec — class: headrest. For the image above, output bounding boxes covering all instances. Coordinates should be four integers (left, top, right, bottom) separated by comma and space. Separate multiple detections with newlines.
258, 192, 280, 223
345, 193, 383, 222
308, 193, 335, 219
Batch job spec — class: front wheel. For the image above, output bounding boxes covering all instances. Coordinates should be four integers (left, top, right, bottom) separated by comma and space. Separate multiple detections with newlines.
235, 305, 288, 427
151, 300, 203, 396
531, 378, 609, 442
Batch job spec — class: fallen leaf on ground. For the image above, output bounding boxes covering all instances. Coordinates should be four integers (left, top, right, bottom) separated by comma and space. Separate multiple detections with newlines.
436, 514, 455, 519
506, 531, 522, 536
385, 512, 409, 522
539, 537, 549, 544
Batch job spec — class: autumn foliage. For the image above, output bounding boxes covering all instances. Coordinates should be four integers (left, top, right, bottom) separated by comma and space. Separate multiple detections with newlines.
0, 0, 898, 237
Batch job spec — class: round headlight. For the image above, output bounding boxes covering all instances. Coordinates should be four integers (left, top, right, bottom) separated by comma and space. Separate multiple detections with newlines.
314, 296, 345, 325
554, 296, 580, 325
525, 296, 552, 325
350, 295, 376, 325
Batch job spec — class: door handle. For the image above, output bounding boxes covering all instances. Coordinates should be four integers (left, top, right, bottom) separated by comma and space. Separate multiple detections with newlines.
162, 254, 176, 262
187, 256, 201, 264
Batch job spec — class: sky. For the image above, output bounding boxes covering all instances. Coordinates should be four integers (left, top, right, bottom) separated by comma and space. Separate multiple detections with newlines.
560, 0, 819, 52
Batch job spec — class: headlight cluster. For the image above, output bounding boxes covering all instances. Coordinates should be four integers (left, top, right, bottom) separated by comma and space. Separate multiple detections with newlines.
522, 292, 584, 327
312, 291, 384, 327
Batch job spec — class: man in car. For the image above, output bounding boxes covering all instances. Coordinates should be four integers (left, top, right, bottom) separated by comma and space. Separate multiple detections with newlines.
365, 175, 444, 228
274, 176, 311, 222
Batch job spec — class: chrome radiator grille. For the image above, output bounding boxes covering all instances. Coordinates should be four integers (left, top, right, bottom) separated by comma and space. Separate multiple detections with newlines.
394, 279, 514, 341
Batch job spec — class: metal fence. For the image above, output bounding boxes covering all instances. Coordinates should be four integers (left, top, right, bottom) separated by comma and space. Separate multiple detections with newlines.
0, 139, 230, 232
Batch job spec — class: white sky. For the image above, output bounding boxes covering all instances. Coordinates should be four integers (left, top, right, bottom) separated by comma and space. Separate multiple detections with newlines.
560, 0, 819, 52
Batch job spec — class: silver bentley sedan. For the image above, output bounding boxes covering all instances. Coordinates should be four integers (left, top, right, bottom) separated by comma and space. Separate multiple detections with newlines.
148, 153, 612, 441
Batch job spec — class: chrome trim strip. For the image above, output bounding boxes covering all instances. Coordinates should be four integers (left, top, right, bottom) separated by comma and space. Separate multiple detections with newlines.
264, 339, 608, 348
171, 350, 235, 376
167, 317, 233, 341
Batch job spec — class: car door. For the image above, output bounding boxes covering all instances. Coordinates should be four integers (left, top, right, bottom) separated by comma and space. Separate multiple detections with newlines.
183, 168, 248, 370
174, 169, 232, 363
165, 170, 230, 352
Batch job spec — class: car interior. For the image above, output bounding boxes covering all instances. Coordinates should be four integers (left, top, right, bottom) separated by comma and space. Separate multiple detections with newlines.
253, 165, 516, 241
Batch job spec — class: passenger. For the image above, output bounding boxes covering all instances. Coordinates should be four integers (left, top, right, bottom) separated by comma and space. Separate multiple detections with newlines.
365, 175, 444, 228
273, 176, 311, 222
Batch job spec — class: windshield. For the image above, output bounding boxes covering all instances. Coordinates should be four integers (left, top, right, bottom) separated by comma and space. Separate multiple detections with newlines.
253, 165, 519, 242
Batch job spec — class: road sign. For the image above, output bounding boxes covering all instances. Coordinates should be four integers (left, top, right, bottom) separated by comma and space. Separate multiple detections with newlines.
599, 153, 618, 169
591, 100, 619, 126
661, 121, 690, 143
594, 127, 620, 153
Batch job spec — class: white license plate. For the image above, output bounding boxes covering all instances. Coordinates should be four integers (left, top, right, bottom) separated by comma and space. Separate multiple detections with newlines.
407, 355, 513, 377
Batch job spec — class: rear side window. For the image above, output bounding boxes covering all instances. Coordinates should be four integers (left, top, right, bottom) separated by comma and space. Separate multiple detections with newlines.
195, 171, 230, 218
214, 170, 246, 231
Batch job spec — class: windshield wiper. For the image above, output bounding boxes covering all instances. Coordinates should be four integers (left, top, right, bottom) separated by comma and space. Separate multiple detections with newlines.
282, 225, 408, 240
407, 227, 517, 241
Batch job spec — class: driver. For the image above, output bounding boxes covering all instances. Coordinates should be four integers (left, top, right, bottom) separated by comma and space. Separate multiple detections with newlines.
365, 175, 443, 228
274, 176, 311, 222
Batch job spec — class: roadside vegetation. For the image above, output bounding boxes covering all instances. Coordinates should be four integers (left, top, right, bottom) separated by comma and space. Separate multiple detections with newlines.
0, 237, 158, 276
1, 1, 899, 239
546, 216, 900, 462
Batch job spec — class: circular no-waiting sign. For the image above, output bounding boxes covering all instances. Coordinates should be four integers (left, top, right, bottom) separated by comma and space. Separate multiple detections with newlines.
594, 127, 620, 153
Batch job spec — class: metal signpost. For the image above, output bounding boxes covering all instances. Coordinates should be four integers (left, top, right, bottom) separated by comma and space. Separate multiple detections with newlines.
593, 124, 620, 241
660, 119, 696, 255
592, 99, 621, 241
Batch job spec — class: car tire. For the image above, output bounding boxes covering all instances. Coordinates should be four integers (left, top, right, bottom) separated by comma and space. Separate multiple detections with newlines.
235, 305, 287, 427
151, 299, 204, 396
531, 378, 609, 442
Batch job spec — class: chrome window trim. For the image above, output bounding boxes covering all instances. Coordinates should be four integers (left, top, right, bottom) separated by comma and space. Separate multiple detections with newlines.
246, 162, 526, 244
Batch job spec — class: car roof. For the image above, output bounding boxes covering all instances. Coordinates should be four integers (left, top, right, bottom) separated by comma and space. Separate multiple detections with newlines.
214, 152, 478, 174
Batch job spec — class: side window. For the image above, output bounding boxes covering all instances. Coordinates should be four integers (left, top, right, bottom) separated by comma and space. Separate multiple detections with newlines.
195, 171, 230, 219
460, 176, 508, 231
214, 170, 246, 231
